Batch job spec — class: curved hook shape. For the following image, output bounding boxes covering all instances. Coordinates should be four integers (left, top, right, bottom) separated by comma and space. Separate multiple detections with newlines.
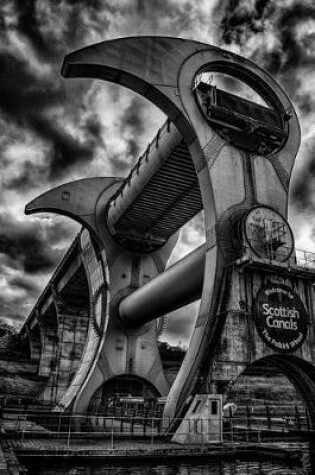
62, 36, 222, 142
25, 177, 120, 241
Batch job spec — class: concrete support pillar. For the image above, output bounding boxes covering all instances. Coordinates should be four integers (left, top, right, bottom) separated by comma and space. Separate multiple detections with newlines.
37, 312, 58, 379
25, 323, 41, 362
41, 295, 89, 405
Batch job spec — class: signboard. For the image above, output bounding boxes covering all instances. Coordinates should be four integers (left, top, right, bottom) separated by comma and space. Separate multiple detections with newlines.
254, 283, 308, 353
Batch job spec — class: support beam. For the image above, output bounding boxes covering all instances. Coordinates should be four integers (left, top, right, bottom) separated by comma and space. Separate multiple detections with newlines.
119, 244, 206, 328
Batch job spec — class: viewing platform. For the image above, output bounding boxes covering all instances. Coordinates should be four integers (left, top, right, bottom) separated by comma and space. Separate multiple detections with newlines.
233, 245, 315, 279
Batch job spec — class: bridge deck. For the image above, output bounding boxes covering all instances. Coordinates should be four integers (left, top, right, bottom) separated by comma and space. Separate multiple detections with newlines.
107, 121, 202, 251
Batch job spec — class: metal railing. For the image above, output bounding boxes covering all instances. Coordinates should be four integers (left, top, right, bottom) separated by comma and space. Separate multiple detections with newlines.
1, 404, 311, 448
295, 249, 315, 269
238, 242, 315, 271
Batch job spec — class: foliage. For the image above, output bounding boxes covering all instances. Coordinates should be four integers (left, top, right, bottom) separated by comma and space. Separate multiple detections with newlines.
158, 341, 186, 362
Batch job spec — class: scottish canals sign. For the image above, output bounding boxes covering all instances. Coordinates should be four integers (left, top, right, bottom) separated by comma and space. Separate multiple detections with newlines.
254, 283, 308, 353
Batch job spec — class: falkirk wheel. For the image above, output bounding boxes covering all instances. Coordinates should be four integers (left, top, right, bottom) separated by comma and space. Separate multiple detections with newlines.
21, 37, 315, 428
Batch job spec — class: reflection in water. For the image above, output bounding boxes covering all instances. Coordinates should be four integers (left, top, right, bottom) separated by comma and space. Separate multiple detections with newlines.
24, 454, 310, 475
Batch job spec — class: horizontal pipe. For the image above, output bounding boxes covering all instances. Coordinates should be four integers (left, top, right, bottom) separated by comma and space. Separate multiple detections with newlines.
119, 244, 206, 328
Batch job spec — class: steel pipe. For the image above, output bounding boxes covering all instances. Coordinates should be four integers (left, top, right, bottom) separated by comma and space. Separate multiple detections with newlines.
119, 243, 206, 328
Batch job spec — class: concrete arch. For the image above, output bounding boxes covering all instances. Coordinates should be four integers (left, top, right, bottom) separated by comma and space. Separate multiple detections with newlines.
37, 305, 58, 380
88, 374, 161, 413
58, 229, 109, 413
235, 355, 315, 428
26, 323, 41, 362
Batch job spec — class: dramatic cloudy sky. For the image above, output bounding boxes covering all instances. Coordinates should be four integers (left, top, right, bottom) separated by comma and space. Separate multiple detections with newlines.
0, 0, 314, 346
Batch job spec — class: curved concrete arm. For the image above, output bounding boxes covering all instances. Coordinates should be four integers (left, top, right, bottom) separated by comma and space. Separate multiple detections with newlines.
25, 177, 120, 241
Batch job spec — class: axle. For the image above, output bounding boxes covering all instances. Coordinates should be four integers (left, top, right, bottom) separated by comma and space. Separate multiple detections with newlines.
119, 244, 206, 328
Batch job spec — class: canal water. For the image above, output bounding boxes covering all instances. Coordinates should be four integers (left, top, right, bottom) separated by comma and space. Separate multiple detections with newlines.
22, 449, 313, 474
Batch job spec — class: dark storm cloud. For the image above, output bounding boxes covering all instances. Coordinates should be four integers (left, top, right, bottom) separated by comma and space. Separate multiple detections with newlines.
3, 161, 47, 191
0, 51, 102, 183
0, 0, 215, 188
0, 52, 62, 114
219, 1, 315, 78
262, 3, 315, 212
135, 0, 198, 33
42, 119, 99, 181
220, 0, 270, 46
107, 152, 132, 175
105, 95, 154, 175
0, 0, 108, 186
13, 0, 104, 60
268, 3, 315, 72
290, 137, 315, 212
296, 93, 315, 116
0, 312, 25, 328
119, 97, 146, 160
8, 275, 38, 293
45, 220, 77, 246
0, 213, 71, 274
14, 0, 60, 60
84, 114, 103, 140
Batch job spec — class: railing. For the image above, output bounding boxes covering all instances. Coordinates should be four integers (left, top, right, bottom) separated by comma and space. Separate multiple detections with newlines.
238, 243, 315, 271
1, 404, 311, 448
224, 403, 310, 442
295, 249, 315, 269
108, 118, 172, 208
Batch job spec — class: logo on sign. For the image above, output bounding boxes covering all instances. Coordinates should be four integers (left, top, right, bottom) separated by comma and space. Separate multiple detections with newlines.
254, 284, 308, 353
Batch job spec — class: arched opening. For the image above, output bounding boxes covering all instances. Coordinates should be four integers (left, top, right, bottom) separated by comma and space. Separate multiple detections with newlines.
60, 263, 90, 309
224, 355, 315, 433
88, 375, 161, 418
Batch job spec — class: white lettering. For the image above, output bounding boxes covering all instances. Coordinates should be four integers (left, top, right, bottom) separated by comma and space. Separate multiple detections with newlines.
266, 316, 298, 331
262, 303, 299, 319
265, 287, 294, 299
